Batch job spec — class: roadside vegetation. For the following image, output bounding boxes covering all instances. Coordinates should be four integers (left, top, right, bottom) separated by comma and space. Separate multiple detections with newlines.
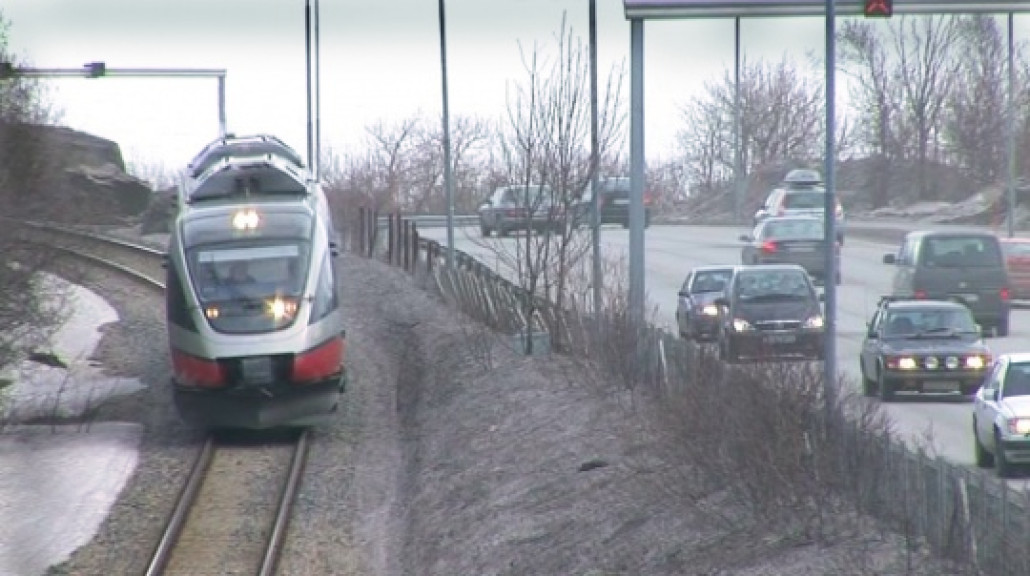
0, 11, 72, 408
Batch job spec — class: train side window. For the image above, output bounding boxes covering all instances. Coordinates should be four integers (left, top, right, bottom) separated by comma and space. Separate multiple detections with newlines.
166, 265, 196, 331
309, 253, 338, 323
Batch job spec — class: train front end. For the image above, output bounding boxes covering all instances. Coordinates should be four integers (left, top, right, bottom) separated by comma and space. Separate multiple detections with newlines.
166, 201, 345, 429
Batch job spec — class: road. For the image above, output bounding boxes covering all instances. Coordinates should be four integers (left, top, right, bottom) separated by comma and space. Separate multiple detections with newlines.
419, 222, 1030, 488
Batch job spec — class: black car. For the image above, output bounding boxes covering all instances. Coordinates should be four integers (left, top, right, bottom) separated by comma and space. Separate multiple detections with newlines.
858, 297, 992, 401
675, 265, 735, 342
739, 215, 841, 285
571, 176, 652, 229
714, 264, 825, 363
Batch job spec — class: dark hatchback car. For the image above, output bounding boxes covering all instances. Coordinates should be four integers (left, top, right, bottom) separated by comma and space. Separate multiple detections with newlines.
675, 265, 735, 342
740, 215, 841, 285
715, 264, 825, 363
571, 176, 652, 229
859, 297, 991, 401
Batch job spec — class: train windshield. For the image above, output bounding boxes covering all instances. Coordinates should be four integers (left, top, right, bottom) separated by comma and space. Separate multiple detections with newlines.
187, 241, 311, 333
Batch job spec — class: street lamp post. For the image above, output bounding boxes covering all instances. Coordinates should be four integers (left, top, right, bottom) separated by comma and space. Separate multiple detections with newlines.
0, 63, 228, 137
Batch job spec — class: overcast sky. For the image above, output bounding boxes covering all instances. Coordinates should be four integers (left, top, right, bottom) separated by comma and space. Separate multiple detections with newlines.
5, 1, 1026, 177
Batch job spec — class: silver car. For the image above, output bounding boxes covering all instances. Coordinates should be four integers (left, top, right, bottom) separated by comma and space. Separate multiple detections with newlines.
675, 265, 735, 342
973, 352, 1030, 478
478, 184, 564, 237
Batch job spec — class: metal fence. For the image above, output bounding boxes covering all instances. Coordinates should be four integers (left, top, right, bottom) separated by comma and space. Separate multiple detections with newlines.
351, 207, 1030, 575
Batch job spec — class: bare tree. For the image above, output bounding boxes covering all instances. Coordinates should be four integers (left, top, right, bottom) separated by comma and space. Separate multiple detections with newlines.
675, 57, 823, 208
892, 16, 961, 200
0, 13, 72, 375
477, 13, 626, 353
944, 16, 1014, 186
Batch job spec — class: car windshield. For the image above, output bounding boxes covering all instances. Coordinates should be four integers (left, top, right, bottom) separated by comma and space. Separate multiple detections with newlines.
762, 219, 823, 240
882, 308, 978, 337
1005, 363, 1030, 397
690, 270, 733, 293
782, 191, 825, 209
735, 271, 812, 301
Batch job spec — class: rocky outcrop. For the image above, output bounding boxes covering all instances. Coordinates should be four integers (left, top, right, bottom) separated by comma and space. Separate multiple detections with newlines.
0, 123, 154, 224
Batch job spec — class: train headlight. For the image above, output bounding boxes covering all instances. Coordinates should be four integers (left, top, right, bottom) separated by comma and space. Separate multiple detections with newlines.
232, 208, 261, 230
267, 296, 299, 321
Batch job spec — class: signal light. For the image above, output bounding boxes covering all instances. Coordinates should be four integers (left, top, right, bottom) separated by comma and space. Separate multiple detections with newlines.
864, 0, 892, 18
84, 61, 106, 78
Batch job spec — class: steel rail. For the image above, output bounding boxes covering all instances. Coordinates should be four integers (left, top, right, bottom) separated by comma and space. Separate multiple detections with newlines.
258, 429, 312, 576
143, 436, 216, 576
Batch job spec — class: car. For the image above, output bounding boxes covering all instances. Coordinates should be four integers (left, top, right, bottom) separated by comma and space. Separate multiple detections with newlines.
753, 169, 846, 245
570, 176, 652, 229
883, 230, 1011, 336
999, 237, 1030, 300
738, 215, 841, 285
714, 264, 825, 363
478, 184, 564, 237
858, 297, 992, 401
972, 352, 1030, 477
675, 265, 735, 341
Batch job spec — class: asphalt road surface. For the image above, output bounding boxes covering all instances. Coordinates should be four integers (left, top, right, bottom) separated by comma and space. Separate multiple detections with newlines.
420, 222, 1030, 488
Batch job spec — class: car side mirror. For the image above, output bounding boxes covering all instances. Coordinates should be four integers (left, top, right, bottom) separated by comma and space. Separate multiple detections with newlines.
738, 234, 751, 242
883, 254, 896, 264
678, 290, 689, 297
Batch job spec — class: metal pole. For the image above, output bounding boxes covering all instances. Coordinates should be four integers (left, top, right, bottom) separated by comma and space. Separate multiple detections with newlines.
304, 0, 314, 170
217, 74, 226, 137
314, 0, 322, 180
438, 0, 456, 268
734, 17, 743, 223
629, 19, 645, 324
1008, 12, 1017, 238
822, 0, 838, 413
589, 0, 602, 315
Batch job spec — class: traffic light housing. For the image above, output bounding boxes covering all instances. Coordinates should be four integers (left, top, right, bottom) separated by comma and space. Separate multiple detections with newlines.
85, 61, 106, 78
864, 0, 893, 17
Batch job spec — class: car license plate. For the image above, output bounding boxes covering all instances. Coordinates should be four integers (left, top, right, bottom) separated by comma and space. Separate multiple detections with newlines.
613, 198, 629, 205
764, 334, 797, 344
241, 356, 273, 385
924, 381, 957, 393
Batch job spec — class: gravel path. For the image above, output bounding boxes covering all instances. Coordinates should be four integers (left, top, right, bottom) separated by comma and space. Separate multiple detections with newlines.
44, 240, 963, 575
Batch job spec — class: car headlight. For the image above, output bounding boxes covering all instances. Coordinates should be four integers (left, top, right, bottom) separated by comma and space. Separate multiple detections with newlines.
804, 315, 824, 329
924, 356, 939, 370
732, 318, 753, 332
945, 356, 960, 370
965, 356, 986, 370
886, 356, 918, 370
700, 304, 720, 316
1007, 418, 1030, 435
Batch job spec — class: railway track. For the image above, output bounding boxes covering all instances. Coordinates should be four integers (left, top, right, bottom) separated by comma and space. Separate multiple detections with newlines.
21, 222, 313, 575
145, 429, 311, 576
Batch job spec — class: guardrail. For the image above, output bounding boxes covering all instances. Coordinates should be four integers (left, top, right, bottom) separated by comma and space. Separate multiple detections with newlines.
352, 206, 1030, 575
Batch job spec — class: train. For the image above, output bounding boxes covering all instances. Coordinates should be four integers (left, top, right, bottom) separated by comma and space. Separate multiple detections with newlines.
164, 134, 346, 429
